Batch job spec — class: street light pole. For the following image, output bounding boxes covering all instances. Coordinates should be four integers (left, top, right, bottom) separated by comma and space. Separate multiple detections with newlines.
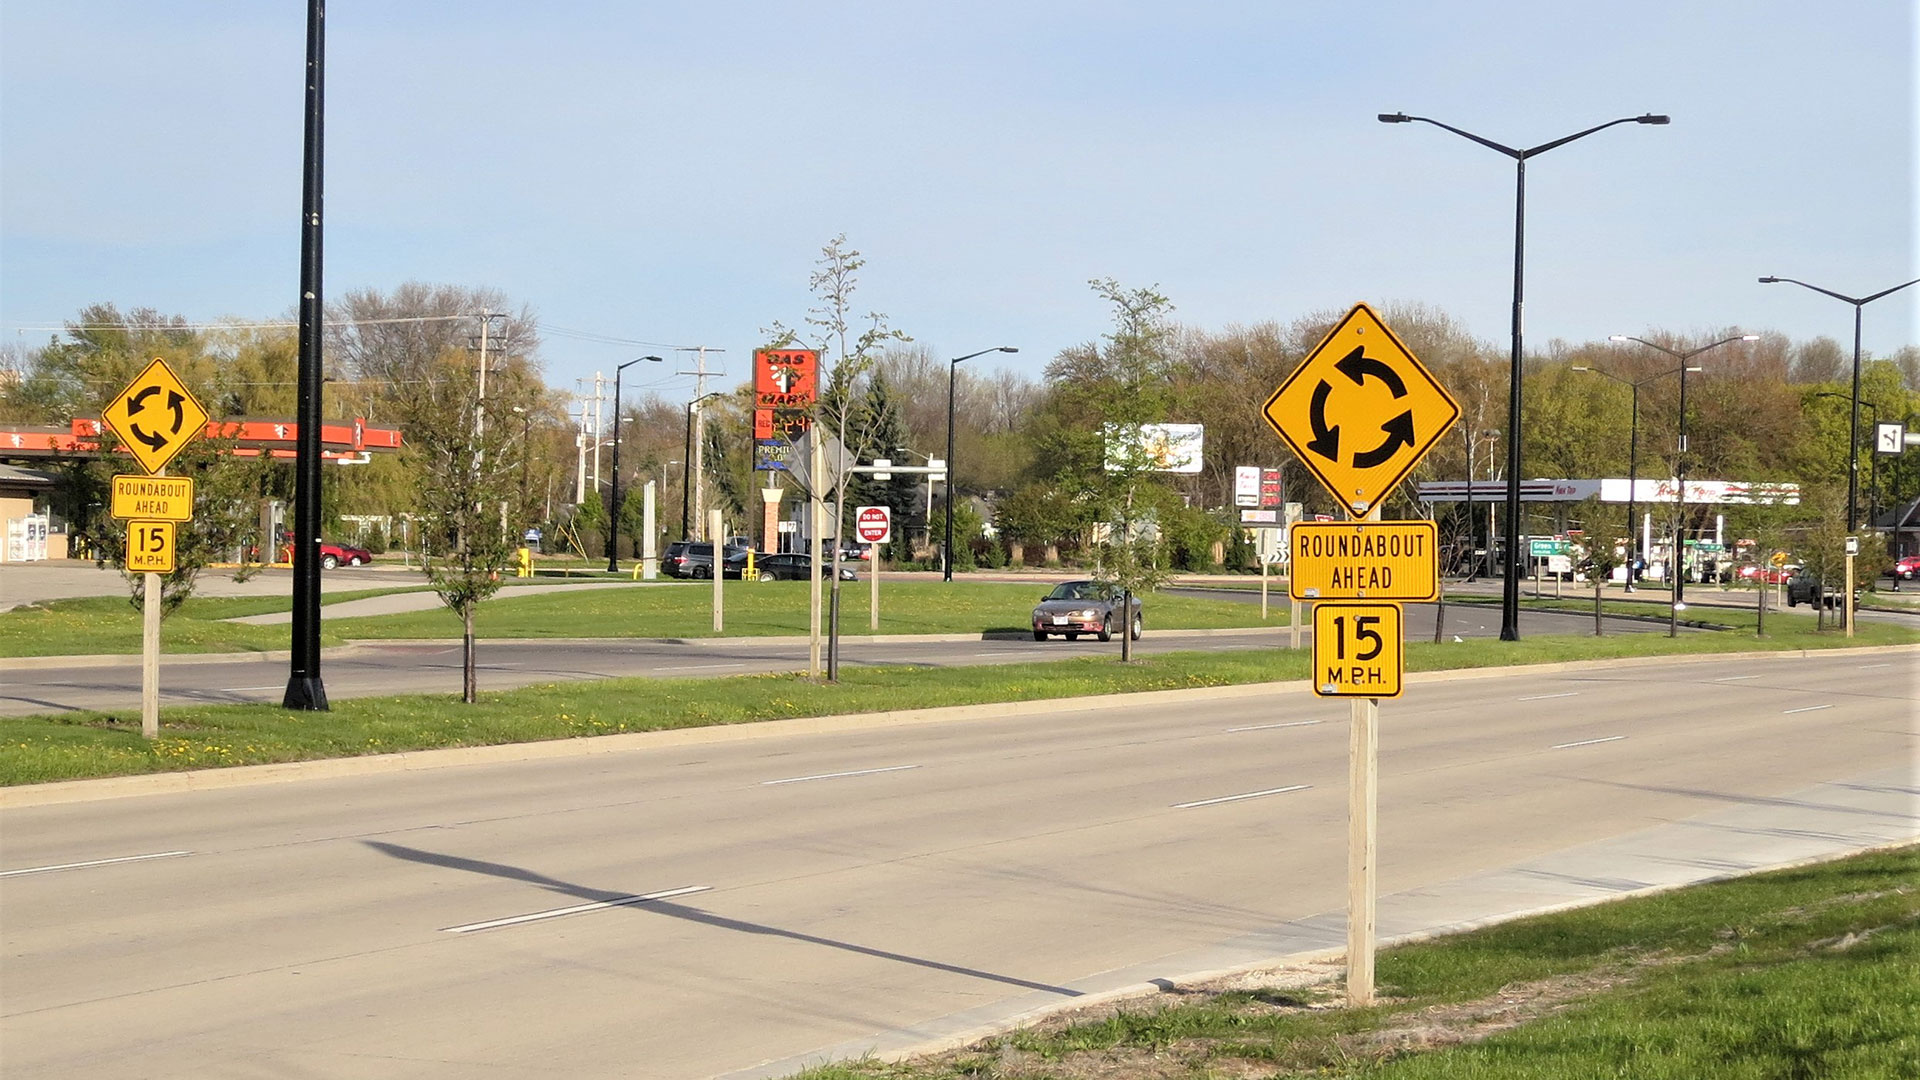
1758, 276, 1920, 531
1380, 110, 1669, 640
1608, 335, 1757, 636
284, 0, 329, 711
1815, 393, 1881, 525
1572, 365, 1696, 592
682, 390, 723, 545
944, 346, 1018, 582
606, 356, 662, 572
511, 406, 534, 540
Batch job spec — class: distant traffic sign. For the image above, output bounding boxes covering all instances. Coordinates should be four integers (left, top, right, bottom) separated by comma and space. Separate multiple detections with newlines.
854, 505, 892, 545
1312, 602, 1403, 698
1290, 521, 1437, 601
111, 474, 195, 522
101, 358, 209, 475
1262, 304, 1459, 517
126, 520, 176, 574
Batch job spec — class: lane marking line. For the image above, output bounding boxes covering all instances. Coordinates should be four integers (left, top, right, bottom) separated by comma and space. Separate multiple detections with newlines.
442, 885, 712, 934
762, 764, 922, 786
1, 850, 192, 878
1550, 736, 1627, 750
1174, 784, 1311, 809
1225, 720, 1325, 733
1518, 692, 1579, 701
1784, 704, 1834, 714
1857, 663, 1892, 670
1714, 675, 1762, 682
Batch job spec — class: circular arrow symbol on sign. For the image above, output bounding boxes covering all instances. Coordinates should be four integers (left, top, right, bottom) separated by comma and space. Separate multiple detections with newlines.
125, 386, 188, 452
1305, 346, 1417, 469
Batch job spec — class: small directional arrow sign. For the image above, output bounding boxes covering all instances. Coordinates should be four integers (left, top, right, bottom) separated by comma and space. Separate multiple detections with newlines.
1262, 303, 1459, 517
101, 358, 210, 475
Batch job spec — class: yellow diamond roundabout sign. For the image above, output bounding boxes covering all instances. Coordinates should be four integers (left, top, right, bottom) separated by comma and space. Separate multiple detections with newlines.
101, 357, 210, 476
1262, 303, 1459, 517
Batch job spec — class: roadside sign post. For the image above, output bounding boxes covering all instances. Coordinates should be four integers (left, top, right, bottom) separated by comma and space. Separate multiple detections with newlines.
100, 358, 210, 740
1261, 303, 1458, 1008
1844, 535, 1857, 639
711, 510, 724, 633
855, 506, 891, 631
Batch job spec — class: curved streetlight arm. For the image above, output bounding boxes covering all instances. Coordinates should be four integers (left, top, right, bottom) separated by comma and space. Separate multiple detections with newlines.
1523, 114, 1669, 158
1760, 276, 1920, 307
1378, 113, 1519, 157
1379, 113, 1668, 160
1610, 334, 1757, 362
949, 345, 1019, 367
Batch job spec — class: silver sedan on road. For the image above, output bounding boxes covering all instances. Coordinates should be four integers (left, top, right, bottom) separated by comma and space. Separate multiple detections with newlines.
1031, 580, 1142, 642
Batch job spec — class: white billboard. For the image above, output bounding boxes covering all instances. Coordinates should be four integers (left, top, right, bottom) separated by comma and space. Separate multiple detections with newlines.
1104, 423, 1204, 474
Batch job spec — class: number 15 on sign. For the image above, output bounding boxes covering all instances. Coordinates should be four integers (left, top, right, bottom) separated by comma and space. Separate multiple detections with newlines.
127, 520, 176, 574
1312, 603, 1402, 698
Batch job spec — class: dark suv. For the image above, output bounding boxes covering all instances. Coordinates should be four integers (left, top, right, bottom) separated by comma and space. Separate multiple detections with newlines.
667, 542, 752, 579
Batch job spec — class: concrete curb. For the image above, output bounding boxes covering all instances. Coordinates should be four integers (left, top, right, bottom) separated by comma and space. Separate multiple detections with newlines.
4, 643, 1913, 809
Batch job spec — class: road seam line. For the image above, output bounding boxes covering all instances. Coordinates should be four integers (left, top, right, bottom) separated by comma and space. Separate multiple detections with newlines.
1174, 784, 1310, 809
762, 765, 922, 786
1, 850, 192, 877
442, 885, 712, 933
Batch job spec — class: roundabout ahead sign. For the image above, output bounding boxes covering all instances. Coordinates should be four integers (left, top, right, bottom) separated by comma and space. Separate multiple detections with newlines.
1262, 303, 1459, 517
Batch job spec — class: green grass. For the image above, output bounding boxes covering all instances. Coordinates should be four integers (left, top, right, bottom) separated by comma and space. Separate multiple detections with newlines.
789, 846, 1920, 1079
2, 616, 1912, 786
0, 581, 1290, 657
0, 596, 330, 657
333, 581, 1283, 640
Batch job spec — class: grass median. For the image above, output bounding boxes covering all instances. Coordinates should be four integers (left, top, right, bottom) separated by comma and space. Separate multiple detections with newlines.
790, 844, 1919, 1080
0, 581, 1282, 658
2, 615, 1912, 786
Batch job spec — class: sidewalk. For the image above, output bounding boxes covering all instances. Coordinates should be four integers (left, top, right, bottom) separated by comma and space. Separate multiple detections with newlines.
222, 579, 667, 624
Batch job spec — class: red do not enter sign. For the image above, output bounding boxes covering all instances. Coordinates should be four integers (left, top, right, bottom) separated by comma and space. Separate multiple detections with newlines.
854, 505, 892, 545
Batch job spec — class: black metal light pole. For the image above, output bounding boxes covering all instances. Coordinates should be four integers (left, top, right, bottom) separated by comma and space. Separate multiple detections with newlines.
1758, 276, 1920, 531
605, 356, 662, 571
1609, 335, 1756, 636
1573, 363, 1694, 592
512, 406, 533, 524
1380, 111, 1669, 640
1815, 393, 1881, 525
944, 346, 1017, 582
283, 0, 328, 711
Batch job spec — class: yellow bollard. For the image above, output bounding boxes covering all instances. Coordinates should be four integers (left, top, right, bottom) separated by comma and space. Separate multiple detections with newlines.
515, 546, 533, 578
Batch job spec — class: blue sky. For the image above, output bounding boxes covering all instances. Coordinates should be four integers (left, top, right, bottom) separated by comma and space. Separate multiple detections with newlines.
2, 2, 1913, 404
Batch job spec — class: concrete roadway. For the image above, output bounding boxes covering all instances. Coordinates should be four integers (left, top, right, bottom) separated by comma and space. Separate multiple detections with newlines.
2, 649, 1913, 1079
1, 601, 1664, 717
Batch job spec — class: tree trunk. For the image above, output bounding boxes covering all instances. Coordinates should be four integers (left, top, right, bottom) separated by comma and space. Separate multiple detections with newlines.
462, 600, 477, 703
1432, 582, 1446, 644
1593, 575, 1604, 636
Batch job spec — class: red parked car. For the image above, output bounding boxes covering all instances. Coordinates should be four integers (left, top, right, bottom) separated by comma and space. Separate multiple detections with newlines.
1889, 555, 1920, 581
317, 542, 372, 569
1737, 563, 1791, 585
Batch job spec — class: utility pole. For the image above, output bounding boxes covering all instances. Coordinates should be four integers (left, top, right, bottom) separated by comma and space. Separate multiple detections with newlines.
677, 346, 725, 540
573, 398, 588, 505
589, 371, 605, 495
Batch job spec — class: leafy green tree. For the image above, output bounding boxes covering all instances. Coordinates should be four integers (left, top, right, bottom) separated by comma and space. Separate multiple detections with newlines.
388, 348, 530, 702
